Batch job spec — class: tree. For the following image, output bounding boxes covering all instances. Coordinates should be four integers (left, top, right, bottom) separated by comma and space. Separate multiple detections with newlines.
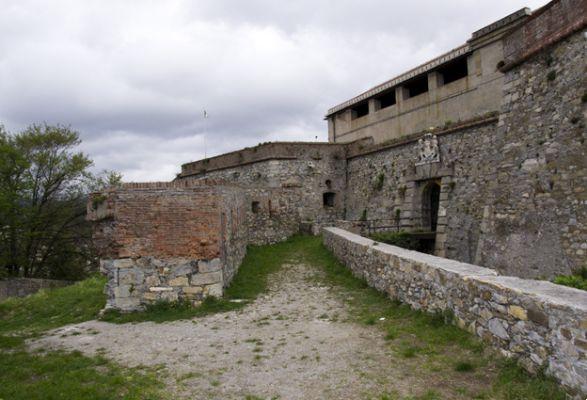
0, 123, 120, 279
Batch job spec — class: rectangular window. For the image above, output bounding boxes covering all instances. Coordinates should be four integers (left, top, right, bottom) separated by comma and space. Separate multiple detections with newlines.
251, 201, 260, 213
437, 57, 468, 86
374, 90, 396, 110
323, 192, 336, 207
351, 102, 369, 119
403, 75, 428, 98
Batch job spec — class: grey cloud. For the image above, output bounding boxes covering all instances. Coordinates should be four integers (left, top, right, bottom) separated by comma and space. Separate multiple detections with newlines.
0, 0, 548, 181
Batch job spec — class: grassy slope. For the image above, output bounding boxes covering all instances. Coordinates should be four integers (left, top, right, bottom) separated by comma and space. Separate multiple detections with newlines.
0, 235, 569, 400
0, 276, 164, 400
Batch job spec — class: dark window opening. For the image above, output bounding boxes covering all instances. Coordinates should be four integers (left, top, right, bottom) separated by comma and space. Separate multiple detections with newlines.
404, 75, 428, 98
437, 57, 468, 86
251, 201, 260, 213
268, 200, 272, 218
351, 102, 369, 119
323, 192, 336, 207
375, 90, 396, 109
325, 179, 332, 189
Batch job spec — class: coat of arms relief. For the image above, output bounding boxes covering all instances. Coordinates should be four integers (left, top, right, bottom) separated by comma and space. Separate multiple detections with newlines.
415, 133, 440, 165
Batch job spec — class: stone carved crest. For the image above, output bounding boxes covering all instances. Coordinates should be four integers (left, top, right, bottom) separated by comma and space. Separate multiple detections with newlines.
416, 133, 440, 165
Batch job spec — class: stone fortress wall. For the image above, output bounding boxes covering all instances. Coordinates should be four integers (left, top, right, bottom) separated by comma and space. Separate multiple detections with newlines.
88, 0, 586, 391
323, 227, 587, 396
89, 0, 586, 308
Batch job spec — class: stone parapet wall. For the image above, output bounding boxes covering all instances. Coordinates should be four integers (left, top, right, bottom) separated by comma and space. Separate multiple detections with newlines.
0, 278, 73, 301
180, 141, 348, 178
323, 227, 587, 396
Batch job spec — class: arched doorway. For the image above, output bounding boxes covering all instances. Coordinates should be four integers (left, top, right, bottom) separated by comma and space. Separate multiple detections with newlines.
422, 181, 441, 232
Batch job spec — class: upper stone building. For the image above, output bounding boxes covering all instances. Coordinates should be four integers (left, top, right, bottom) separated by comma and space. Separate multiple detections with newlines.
326, 8, 531, 144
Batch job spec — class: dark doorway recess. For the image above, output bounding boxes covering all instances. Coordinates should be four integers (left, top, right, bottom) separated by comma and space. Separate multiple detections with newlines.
422, 181, 441, 231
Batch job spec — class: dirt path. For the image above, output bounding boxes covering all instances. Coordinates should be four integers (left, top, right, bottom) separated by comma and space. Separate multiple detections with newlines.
33, 263, 429, 399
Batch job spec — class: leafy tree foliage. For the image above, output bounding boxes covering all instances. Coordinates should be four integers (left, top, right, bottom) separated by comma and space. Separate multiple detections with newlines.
0, 124, 120, 279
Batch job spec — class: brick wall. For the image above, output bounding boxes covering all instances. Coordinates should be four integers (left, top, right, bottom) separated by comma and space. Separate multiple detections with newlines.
502, 0, 587, 70
89, 183, 222, 260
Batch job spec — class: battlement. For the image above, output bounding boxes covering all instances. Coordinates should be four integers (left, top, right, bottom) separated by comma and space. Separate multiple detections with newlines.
179, 140, 360, 178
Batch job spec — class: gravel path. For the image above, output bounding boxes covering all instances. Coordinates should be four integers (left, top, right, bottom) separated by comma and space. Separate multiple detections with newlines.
33, 263, 428, 399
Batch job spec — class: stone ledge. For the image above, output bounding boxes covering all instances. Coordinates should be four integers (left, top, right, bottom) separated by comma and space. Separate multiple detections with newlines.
322, 226, 587, 396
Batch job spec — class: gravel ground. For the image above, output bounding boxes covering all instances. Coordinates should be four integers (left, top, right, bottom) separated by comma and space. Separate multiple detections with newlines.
32, 263, 429, 399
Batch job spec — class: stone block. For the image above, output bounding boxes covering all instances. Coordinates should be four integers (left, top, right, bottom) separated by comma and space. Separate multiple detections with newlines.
183, 286, 203, 295
199, 259, 222, 273
149, 286, 173, 292
113, 259, 134, 269
145, 275, 160, 287
508, 305, 528, 321
206, 283, 223, 297
170, 261, 197, 278
160, 291, 178, 302
169, 277, 189, 286
190, 271, 222, 286
113, 285, 132, 298
143, 292, 159, 301
119, 269, 143, 285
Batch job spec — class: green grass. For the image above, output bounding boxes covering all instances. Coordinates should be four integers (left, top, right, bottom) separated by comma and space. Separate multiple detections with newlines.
454, 361, 475, 372
553, 267, 587, 291
0, 275, 165, 400
0, 347, 163, 400
0, 275, 107, 336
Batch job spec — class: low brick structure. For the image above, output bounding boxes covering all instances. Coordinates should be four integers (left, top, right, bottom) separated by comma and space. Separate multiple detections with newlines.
323, 227, 587, 396
88, 182, 247, 311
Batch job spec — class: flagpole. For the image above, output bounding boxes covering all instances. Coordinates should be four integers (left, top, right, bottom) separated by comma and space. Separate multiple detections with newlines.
203, 109, 208, 159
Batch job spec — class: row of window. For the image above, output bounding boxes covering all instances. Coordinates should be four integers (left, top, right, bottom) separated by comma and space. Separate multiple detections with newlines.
350, 56, 468, 120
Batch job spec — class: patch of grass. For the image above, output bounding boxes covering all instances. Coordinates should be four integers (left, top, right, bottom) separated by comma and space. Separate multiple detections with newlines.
454, 361, 475, 372
400, 345, 419, 358
553, 267, 587, 291
495, 359, 566, 400
0, 342, 163, 400
177, 371, 202, 381
0, 275, 107, 337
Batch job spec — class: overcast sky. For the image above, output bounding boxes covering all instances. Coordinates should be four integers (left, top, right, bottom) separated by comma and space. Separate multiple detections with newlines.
0, 0, 548, 181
